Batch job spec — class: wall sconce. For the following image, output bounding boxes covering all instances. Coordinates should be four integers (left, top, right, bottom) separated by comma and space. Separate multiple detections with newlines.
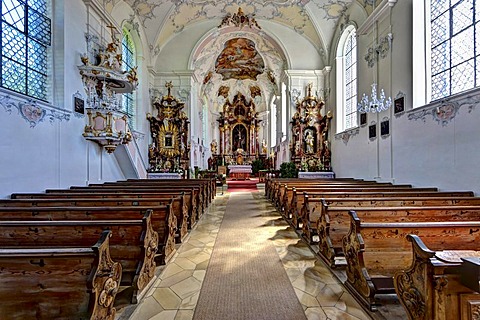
357, 83, 392, 113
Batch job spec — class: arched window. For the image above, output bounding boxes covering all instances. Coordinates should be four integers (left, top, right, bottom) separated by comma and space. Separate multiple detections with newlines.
1, 0, 51, 101
413, 0, 479, 107
122, 28, 136, 129
336, 25, 357, 133
430, 0, 479, 101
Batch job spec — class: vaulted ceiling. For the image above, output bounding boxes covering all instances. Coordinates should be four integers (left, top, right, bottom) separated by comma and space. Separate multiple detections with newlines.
103, 0, 373, 63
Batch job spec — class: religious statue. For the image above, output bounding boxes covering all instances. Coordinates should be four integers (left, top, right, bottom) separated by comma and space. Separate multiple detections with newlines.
261, 139, 267, 154
210, 139, 218, 154
305, 130, 314, 154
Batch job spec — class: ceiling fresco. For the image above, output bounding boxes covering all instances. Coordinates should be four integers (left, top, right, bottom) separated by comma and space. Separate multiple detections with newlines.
101, 0, 378, 112
215, 38, 265, 81
191, 29, 284, 111
102, 0, 380, 60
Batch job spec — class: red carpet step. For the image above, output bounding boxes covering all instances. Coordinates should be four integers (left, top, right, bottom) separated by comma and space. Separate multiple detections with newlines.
226, 178, 258, 191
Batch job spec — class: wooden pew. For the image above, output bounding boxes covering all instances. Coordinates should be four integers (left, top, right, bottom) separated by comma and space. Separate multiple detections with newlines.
268, 178, 380, 204
276, 184, 438, 212
279, 182, 399, 217
0, 230, 122, 319
0, 195, 189, 243
12, 190, 198, 230
265, 177, 360, 200
306, 197, 480, 267
0, 213, 157, 304
0, 205, 176, 265
64, 185, 205, 221
126, 178, 216, 202
394, 234, 480, 320
342, 210, 480, 311
289, 190, 475, 229
105, 178, 213, 208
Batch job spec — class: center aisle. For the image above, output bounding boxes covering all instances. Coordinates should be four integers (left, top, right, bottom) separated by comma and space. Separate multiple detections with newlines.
193, 192, 306, 320
123, 188, 371, 320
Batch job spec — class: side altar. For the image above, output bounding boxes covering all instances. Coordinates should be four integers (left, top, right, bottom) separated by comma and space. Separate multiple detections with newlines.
290, 84, 333, 173
146, 82, 190, 177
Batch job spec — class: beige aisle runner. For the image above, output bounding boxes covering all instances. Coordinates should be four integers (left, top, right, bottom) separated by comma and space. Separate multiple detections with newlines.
193, 192, 307, 320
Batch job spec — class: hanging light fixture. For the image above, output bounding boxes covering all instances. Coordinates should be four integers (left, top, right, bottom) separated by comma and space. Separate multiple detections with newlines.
357, 83, 392, 113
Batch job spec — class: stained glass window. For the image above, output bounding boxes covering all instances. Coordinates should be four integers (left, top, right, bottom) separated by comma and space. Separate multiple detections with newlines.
1, 0, 51, 101
430, 0, 478, 100
122, 28, 136, 129
344, 28, 357, 130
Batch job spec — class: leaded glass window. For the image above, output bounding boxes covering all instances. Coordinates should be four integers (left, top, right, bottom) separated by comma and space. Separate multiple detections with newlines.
430, 0, 478, 100
122, 28, 136, 129
1, 0, 50, 101
344, 28, 357, 130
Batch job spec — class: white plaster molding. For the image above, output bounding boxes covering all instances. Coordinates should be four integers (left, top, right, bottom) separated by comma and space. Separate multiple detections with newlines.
407, 88, 480, 126
357, 0, 397, 35
0, 88, 71, 128
335, 127, 360, 145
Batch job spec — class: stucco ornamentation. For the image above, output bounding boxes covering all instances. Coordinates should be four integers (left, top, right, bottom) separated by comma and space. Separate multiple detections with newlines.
408, 92, 480, 126
335, 127, 359, 145
0, 92, 71, 128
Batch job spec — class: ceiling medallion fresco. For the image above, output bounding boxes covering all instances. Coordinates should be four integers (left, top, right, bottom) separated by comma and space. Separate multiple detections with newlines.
193, 29, 284, 111
215, 38, 265, 81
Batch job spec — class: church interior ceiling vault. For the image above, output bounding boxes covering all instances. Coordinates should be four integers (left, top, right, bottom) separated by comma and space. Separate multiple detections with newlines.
102, 0, 378, 64
101, 0, 378, 115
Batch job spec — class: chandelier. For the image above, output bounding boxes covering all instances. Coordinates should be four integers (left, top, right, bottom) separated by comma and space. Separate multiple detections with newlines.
357, 83, 392, 113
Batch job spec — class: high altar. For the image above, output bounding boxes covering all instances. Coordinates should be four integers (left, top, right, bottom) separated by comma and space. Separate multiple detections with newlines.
146, 82, 190, 177
212, 92, 266, 165
290, 84, 333, 173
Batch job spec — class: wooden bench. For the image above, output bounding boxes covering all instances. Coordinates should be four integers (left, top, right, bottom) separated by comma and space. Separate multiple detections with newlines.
0, 230, 122, 319
0, 195, 189, 243
290, 190, 475, 230
394, 234, 480, 320
0, 204, 176, 265
64, 185, 205, 222
275, 184, 434, 212
125, 178, 216, 202
268, 178, 379, 203
304, 197, 480, 267
12, 190, 198, 230
112, 178, 214, 208
279, 182, 398, 217
0, 213, 157, 304
265, 177, 360, 200
342, 210, 480, 311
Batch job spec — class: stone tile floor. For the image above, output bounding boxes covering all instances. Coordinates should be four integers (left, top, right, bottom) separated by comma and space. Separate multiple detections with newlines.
118, 188, 373, 320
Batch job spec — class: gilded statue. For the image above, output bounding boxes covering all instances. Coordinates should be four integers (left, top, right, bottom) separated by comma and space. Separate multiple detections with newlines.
305, 131, 314, 154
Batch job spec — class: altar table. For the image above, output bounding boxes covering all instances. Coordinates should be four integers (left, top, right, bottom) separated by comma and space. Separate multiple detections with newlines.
228, 165, 252, 180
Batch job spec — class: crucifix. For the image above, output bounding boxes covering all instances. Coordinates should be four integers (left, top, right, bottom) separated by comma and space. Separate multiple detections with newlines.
165, 81, 173, 97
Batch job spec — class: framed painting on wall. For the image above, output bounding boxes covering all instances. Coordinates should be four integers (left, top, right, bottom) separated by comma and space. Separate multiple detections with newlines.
381, 119, 390, 137
73, 91, 85, 115
394, 93, 405, 115
369, 123, 377, 140
359, 112, 367, 127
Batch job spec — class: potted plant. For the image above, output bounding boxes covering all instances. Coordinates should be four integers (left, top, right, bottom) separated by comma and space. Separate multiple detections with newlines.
251, 158, 265, 177
279, 162, 298, 178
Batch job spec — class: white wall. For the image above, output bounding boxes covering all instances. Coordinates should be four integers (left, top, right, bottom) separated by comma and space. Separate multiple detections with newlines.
0, 0, 129, 198
330, 0, 480, 195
